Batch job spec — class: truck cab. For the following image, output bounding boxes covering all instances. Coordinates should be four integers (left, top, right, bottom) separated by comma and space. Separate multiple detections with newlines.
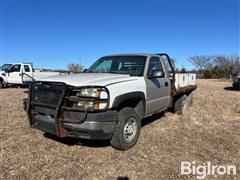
24, 53, 197, 150
0, 63, 33, 88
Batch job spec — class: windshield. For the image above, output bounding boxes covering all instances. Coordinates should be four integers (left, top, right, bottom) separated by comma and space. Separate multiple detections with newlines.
87, 56, 147, 76
0, 64, 12, 70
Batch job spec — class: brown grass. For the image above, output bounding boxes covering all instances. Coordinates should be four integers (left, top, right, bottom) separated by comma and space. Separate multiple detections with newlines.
0, 79, 240, 180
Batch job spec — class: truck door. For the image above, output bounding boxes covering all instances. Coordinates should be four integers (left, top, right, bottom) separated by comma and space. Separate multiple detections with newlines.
145, 56, 171, 114
6, 64, 23, 84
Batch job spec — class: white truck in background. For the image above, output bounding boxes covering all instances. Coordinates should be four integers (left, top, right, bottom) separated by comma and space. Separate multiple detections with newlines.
0, 63, 64, 88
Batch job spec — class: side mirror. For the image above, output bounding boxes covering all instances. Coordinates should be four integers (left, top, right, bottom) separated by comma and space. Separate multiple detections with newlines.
22, 73, 35, 84
1, 73, 5, 76
148, 69, 164, 79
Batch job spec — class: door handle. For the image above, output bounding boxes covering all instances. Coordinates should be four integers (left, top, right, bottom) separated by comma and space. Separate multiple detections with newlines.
165, 82, 168, 86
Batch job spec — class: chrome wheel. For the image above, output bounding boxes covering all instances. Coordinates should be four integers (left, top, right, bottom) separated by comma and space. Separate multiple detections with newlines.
123, 117, 137, 143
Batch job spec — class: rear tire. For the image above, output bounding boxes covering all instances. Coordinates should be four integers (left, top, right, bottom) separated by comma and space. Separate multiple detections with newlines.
110, 107, 141, 150
0, 81, 3, 89
174, 95, 187, 115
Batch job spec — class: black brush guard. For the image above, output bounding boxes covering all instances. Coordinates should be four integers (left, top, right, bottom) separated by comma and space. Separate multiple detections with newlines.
26, 81, 68, 137
25, 81, 110, 137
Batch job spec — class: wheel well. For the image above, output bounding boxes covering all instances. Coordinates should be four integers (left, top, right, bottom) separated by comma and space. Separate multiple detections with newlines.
112, 92, 146, 118
116, 97, 142, 109
116, 97, 145, 118
173, 92, 192, 101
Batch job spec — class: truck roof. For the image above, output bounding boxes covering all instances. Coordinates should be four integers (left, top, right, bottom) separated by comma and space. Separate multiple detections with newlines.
4, 63, 32, 65
102, 53, 158, 57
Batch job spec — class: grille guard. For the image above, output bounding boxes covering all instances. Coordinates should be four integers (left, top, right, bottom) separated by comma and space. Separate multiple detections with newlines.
26, 81, 110, 137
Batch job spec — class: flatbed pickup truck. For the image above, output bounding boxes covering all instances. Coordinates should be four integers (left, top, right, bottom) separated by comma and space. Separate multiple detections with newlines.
24, 53, 197, 150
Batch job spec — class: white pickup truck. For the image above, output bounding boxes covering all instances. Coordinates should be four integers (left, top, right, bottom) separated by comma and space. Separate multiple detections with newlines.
24, 53, 197, 150
0, 63, 33, 88
0, 63, 62, 88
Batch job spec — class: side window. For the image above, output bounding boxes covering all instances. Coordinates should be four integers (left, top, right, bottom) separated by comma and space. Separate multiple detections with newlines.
9, 64, 21, 72
147, 57, 164, 76
24, 65, 30, 72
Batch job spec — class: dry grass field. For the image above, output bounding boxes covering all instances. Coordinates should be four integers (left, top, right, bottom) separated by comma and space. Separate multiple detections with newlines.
0, 79, 240, 180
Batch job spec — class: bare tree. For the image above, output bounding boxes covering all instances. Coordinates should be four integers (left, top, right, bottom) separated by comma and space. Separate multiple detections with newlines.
67, 63, 84, 73
211, 55, 240, 78
229, 55, 240, 75
188, 55, 212, 71
213, 55, 233, 77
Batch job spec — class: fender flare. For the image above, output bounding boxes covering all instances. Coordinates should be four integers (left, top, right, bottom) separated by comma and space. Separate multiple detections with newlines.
111, 91, 146, 110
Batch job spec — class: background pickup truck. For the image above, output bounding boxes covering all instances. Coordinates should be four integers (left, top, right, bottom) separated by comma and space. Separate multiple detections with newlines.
24, 53, 197, 150
0, 63, 63, 88
232, 73, 240, 90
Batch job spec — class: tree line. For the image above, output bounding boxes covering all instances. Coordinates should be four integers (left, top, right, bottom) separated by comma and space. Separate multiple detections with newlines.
188, 55, 240, 79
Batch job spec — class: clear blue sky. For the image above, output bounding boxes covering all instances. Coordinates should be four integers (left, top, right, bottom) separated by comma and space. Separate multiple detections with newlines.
1, 0, 239, 70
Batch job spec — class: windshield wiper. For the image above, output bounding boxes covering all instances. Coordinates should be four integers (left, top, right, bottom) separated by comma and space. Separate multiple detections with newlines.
109, 71, 128, 75
109, 71, 126, 74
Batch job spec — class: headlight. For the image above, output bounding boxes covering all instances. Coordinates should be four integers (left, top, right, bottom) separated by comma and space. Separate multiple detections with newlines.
76, 88, 100, 97
70, 87, 109, 111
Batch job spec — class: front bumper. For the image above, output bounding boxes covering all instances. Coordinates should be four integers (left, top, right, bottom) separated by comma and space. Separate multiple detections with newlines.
28, 110, 117, 140
24, 81, 117, 140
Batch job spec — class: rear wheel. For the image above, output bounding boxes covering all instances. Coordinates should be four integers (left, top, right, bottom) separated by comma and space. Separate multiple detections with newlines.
110, 107, 141, 150
0, 81, 4, 89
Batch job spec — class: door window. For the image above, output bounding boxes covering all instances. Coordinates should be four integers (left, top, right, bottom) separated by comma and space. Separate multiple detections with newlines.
9, 65, 21, 72
24, 65, 30, 72
147, 57, 164, 76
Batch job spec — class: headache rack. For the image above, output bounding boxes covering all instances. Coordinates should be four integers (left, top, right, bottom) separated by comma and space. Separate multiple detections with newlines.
156, 53, 197, 96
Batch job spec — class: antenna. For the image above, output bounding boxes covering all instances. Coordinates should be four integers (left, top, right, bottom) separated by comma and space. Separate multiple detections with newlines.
79, 48, 82, 65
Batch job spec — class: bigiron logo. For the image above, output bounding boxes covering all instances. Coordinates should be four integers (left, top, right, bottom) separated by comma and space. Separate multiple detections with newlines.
180, 161, 237, 179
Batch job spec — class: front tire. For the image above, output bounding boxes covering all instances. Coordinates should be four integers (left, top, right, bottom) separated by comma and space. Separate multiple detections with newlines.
110, 107, 141, 150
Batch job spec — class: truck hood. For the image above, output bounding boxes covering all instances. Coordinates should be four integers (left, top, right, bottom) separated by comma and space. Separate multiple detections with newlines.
38, 73, 139, 86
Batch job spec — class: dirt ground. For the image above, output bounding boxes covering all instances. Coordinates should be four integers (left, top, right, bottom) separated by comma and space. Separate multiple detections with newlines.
0, 79, 240, 180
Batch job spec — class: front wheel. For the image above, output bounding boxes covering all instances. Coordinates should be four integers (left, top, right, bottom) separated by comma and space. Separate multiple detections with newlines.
110, 107, 141, 150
